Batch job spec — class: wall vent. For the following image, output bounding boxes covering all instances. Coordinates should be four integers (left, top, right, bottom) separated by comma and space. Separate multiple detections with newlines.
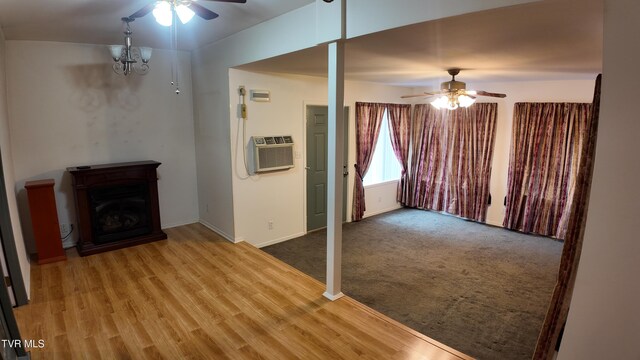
251, 136, 294, 173
250, 90, 270, 102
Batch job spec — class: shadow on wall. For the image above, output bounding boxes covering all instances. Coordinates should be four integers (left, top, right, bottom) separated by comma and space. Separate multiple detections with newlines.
65, 63, 144, 113
16, 169, 77, 255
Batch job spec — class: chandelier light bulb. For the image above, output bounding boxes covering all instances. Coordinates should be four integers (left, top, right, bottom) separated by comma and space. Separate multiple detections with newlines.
109, 45, 124, 61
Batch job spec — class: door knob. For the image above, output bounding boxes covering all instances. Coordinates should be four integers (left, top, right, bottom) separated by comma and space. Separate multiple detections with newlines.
305, 166, 311, 170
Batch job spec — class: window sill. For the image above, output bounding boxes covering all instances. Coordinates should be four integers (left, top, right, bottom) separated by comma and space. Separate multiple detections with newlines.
364, 179, 400, 189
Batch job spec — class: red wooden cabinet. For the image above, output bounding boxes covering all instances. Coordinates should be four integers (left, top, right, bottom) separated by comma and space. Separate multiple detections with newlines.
24, 179, 66, 264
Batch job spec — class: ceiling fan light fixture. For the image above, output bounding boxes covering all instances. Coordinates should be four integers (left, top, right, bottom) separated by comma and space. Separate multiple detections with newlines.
431, 94, 475, 110
153, 1, 173, 27
176, 4, 195, 24
458, 94, 476, 108
431, 96, 450, 110
404, 70, 506, 108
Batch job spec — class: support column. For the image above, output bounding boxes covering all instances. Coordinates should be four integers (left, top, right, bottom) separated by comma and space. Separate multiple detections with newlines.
323, 40, 345, 301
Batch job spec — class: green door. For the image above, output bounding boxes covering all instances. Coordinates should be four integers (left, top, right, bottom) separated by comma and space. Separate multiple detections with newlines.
306, 105, 349, 232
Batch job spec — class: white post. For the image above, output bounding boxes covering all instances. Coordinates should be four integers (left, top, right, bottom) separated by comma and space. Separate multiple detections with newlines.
323, 40, 345, 301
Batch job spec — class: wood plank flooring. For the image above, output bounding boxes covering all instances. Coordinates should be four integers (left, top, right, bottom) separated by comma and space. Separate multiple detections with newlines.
14, 223, 472, 359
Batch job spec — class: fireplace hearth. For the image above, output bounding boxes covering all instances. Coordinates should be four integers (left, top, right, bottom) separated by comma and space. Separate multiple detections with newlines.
68, 161, 167, 256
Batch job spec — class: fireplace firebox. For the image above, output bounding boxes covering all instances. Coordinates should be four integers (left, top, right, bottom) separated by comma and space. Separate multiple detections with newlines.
68, 161, 167, 256
90, 183, 151, 244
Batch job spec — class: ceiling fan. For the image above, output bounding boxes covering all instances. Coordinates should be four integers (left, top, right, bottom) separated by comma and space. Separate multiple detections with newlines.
402, 69, 506, 110
128, 0, 247, 25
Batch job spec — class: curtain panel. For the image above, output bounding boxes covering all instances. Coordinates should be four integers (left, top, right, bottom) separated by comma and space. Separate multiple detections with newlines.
503, 102, 592, 239
352, 102, 386, 221
387, 104, 413, 204
406, 103, 498, 222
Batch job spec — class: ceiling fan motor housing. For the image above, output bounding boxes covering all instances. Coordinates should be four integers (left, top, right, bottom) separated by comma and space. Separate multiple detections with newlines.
441, 80, 466, 92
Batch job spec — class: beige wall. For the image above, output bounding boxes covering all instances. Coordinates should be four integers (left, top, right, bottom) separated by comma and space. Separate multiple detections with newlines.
558, 0, 640, 357
5, 41, 199, 252
0, 29, 30, 298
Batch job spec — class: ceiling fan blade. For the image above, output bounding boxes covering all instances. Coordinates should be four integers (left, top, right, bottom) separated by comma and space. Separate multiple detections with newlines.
401, 92, 441, 99
201, 0, 247, 2
129, 3, 155, 19
474, 90, 507, 98
189, 3, 219, 20
401, 94, 430, 99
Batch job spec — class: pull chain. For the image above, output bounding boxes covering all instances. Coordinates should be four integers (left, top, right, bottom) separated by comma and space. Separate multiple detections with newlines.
170, 9, 180, 94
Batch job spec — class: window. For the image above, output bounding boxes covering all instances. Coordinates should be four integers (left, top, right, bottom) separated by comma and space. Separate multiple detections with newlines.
363, 110, 402, 186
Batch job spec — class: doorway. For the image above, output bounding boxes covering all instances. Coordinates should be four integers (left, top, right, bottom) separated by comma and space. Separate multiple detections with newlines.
305, 105, 349, 232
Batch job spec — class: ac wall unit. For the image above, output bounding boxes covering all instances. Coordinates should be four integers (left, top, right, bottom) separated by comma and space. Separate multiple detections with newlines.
251, 136, 295, 173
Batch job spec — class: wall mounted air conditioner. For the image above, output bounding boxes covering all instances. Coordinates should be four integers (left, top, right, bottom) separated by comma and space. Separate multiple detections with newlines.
251, 136, 295, 173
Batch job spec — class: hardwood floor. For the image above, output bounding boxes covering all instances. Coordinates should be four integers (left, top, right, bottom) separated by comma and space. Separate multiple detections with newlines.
14, 223, 472, 359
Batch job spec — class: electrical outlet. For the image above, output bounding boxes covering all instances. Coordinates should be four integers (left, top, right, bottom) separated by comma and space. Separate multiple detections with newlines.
268, 221, 274, 230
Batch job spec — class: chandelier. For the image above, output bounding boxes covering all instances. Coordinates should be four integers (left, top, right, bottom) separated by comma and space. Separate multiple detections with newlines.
109, 17, 152, 76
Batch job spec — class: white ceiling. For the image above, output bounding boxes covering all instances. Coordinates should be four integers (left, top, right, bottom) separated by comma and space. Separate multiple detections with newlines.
0, 0, 602, 87
0, 0, 314, 50
238, 0, 603, 87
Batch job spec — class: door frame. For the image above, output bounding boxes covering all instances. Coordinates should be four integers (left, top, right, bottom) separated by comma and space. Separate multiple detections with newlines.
303, 102, 351, 233
0, 150, 27, 305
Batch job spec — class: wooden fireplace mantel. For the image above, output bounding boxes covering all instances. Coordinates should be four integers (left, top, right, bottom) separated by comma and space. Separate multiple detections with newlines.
68, 160, 167, 256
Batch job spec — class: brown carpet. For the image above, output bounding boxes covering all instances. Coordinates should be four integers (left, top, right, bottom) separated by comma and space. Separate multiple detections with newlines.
262, 208, 563, 360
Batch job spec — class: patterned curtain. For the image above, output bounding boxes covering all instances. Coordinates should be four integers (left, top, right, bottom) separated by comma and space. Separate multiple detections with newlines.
534, 74, 602, 359
387, 103, 412, 204
406, 103, 498, 222
352, 102, 386, 221
503, 102, 592, 239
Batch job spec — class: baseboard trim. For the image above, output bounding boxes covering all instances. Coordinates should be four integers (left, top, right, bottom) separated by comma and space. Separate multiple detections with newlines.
162, 219, 199, 230
255, 232, 306, 248
363, 204, 402, 219
198, 220, 240, 244
323, 291, 345, 301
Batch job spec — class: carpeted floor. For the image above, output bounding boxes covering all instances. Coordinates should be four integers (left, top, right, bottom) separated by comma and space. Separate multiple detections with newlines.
262, 208, 563, 360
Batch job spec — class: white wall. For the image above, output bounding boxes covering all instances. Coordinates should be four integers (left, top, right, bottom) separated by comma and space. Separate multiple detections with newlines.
0, 29, 30, 297
412, 78, 595, 227
362, 181, 403, 218
192, 0, 532, 244
228, 69, 408, 247
191, 5, 318, 241
5, 41, 199, 252
558, 0, 640, 358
